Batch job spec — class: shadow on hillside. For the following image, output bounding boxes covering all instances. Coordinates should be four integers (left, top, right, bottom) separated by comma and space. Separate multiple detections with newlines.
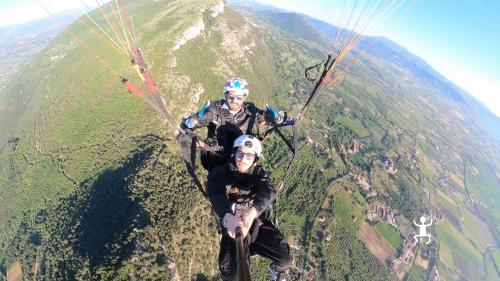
195, 274, 209, 281
70, 143, 155, 274
195, 273, 221, 281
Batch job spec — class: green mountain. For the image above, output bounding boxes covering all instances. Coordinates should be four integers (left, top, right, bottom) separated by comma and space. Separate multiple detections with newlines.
1, 1, 499, 280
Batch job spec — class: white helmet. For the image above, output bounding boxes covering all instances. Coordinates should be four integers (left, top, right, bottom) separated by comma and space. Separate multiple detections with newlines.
233, 135, 262, 157
223, 77, 249, 96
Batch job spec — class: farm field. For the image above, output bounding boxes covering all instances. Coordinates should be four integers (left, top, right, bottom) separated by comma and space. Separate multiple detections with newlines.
358, 222, 396, 262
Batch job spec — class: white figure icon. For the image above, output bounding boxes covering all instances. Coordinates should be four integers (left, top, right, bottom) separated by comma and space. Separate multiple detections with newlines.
413, 215, 433, 244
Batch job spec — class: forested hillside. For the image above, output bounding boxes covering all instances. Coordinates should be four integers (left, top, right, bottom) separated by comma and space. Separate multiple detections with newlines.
1, 1, 499, 280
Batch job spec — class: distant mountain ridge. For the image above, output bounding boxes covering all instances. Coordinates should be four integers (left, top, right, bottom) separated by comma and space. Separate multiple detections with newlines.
258, 11, 326, 46
232, 2, 500, 140
0, 10, 79, 42
0, 10, 81, 93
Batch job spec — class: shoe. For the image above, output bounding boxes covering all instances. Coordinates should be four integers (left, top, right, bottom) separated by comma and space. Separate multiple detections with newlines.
269, 262, 289, 281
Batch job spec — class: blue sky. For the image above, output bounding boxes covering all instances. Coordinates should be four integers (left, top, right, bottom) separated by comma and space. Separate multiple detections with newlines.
1, 0, 499, 117
256, 0, 500, 118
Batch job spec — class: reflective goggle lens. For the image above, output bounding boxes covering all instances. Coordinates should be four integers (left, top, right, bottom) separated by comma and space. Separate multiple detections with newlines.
235, 151, 256, 160
226, 93, 245, 101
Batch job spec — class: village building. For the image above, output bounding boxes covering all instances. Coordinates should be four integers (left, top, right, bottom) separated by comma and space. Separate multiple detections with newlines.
381, 157, 398, 174
392, 239, 418, 278
367, 202, 398, 228
357, 174, 378, 198
349, 139, 363, 154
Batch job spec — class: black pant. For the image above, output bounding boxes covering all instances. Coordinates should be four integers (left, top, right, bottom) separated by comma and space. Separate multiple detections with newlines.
219, 220, 292, 281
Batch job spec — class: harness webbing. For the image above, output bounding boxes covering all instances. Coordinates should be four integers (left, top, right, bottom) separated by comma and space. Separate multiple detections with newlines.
235, 227, 251, 281
179, 135, 207, 198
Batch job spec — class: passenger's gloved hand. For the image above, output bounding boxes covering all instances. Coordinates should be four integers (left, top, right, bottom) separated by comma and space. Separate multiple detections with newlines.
240, 207, 258, 238
222, 213, 242, 238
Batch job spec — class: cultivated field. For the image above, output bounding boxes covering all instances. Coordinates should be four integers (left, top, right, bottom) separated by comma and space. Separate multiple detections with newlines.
358, 222, 395, 262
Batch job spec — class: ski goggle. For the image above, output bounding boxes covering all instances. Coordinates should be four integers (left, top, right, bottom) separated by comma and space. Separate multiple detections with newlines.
235, 151, 256, 161
226, 93, 245, 101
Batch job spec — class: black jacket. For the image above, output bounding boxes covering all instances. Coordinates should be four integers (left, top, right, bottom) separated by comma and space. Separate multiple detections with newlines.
180, 100, 276, 153
207, 159, 277, 222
